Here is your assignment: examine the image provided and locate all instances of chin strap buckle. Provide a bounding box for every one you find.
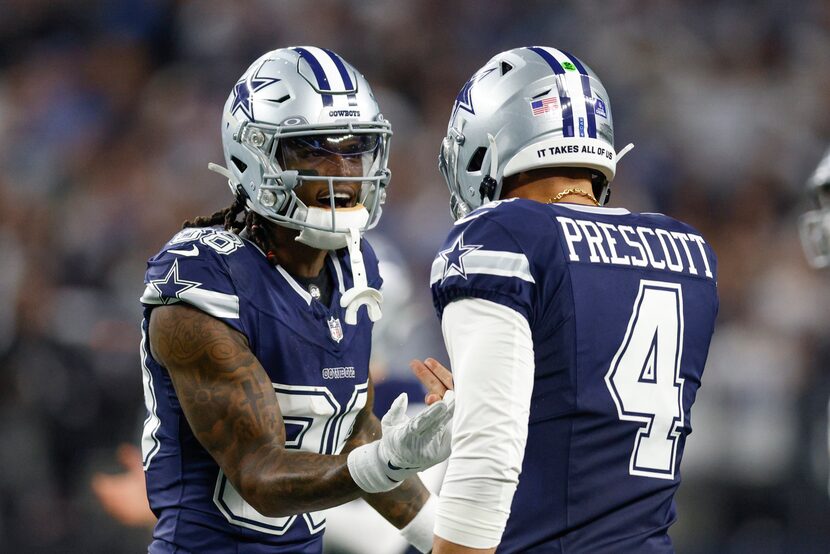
[479,133,501,202]
[340,227,383,325]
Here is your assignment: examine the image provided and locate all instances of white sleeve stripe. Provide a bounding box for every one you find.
[430,250,535,285]
[436,298,535,549]
[140,285,241,319]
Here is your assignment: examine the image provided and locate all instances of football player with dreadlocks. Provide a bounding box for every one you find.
[417,46,719,553]
[138,47,452,553]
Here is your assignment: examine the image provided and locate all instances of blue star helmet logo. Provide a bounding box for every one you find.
[440,233,482,282]
[450,67,496,124]
[230,65,281,122]
[149,259,201,304]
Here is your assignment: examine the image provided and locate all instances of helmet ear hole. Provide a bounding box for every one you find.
[466,147,488,173]
[591,171,610,205]
[500,61,513,76]
[590,171,604,193]
[231,156,248,172]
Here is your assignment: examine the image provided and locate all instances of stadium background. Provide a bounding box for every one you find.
[0,0,828,552]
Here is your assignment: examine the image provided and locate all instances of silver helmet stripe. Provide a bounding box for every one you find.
[321,47,355,90]
[542,47,595,140]
[295,46,355,93]
[293,47,335,106]
[322,47,359,106]
[559,50,598,139]
[293,46,359,108]
[527,47,574,137]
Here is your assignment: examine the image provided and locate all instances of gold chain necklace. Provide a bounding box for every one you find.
[547,188,599,206]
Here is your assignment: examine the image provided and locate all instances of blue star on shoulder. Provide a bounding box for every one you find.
[149,259,201,304]
[230,66,281,121]
[440,233,482,281]
[450,66,496,124]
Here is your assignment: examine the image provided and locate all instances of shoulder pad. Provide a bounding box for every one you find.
[157,227,246,260]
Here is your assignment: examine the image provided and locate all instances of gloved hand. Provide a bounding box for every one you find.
[348,391,455,493]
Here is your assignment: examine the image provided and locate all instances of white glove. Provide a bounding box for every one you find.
[348,391,455,493]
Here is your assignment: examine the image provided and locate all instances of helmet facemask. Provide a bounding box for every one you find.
[211,47,393,325]
[235,119,392,239]
[438,131,470,220]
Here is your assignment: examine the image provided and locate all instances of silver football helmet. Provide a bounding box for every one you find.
[438,46,633,220]
[210,46,392,246]
[799,146,830,268]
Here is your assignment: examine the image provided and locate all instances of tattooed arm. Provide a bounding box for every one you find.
[148,303,363,517]
[341,380,432,529]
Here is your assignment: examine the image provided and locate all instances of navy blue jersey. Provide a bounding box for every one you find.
[430,199,718,554]
[139,226,381,553]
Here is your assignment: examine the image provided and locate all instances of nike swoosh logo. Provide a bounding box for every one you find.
[387,460,418,472]
[168,245,199,257]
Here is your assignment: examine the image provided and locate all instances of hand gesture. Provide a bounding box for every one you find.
[348,391,454,493]
[410,358,454,405]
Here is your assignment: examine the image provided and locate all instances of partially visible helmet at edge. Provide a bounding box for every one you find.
[439,46,631,220]
[800,146,830,269]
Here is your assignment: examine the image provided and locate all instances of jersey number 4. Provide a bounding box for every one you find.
[605,280,685,480]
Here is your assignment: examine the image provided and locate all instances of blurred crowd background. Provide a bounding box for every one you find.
[1,0,829,552]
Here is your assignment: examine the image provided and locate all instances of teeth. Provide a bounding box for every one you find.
[319,192,352,202]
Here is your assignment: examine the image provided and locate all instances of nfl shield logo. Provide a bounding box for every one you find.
[327,316,344,343]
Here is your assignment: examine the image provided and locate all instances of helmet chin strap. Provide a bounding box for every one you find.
[478,133,501,202]
[205,166,383,324]
[340,227,383,325]
[295,206,383,325]
[597,143,635,206]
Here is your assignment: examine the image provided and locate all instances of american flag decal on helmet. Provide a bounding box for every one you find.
[527,46,598,139]
[530,97,559,116]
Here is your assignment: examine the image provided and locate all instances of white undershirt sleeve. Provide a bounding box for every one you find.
[434,298,535,549]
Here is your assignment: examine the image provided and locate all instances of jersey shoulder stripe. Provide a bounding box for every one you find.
[141,227,243,320]
[431,199,552,322]
[430,247,534,285]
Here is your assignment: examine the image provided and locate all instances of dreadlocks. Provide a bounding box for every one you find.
[182,194,271,255]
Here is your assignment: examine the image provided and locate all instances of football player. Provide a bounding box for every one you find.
[139,47,452,553]
[420,46,719,553]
